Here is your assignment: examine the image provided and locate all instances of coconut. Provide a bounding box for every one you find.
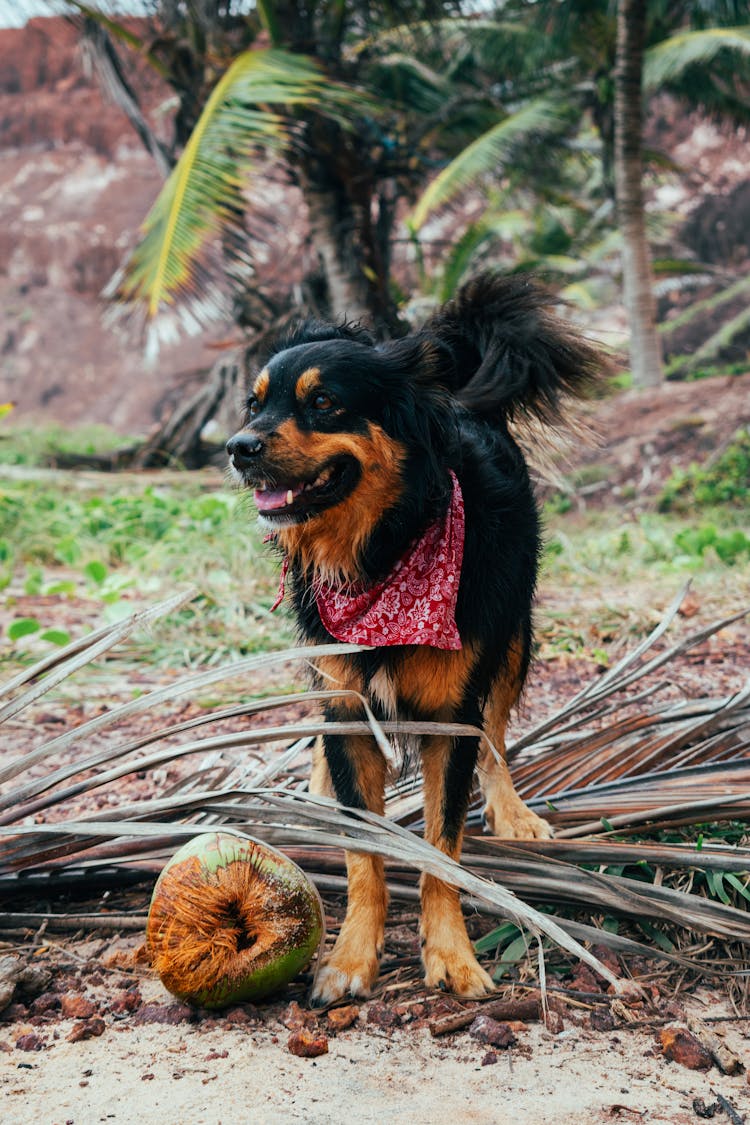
[147,831,324,1008]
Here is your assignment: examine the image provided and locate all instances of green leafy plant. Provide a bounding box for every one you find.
[659,429,750,511]
[7,617,71,648]
[672,524,750,565]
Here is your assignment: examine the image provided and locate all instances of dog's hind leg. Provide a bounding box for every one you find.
[478,672,552,839]
[310,726,389,1005]
[419,731,496,998]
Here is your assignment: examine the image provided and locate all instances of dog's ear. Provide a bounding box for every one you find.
[376,335,461,394]
[375,336,460,473]
[268,318,376,357]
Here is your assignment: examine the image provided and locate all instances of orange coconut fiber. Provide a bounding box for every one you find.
[147,833,324,1008]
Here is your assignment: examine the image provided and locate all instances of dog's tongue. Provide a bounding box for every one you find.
[254,484,303,512]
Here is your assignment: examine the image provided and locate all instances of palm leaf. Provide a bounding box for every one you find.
[364,52,452,113]
[106,48,367,337]
[429,209,531,301]
[644,26,750,89]
[410,99,572,229]
[1,591,749,989]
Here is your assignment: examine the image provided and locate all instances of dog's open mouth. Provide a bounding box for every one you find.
[253,456,360,522]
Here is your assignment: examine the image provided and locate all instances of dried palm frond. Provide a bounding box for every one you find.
[1,589,749,989]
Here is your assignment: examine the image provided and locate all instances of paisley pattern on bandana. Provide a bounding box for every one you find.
[314,472,464,650]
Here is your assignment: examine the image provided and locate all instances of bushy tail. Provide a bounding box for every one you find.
[419,272,604,422]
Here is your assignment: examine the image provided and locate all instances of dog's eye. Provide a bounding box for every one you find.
[311,392,335,411]
[247,397,260,419]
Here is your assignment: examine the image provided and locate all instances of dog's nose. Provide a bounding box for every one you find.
[227,431,264,468]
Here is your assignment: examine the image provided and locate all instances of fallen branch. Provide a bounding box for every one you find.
[430,995,543,1036]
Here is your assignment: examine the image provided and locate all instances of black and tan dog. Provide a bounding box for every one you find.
[227,273,601,1002]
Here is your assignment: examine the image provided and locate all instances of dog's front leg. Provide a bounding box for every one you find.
[420,734,495,998]
[310,730,388,1005]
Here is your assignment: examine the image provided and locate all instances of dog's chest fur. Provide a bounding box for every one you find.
[368,666,399,720]
[366,665,421,777]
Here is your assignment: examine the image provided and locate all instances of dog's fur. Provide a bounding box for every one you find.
[227,273,602,1001]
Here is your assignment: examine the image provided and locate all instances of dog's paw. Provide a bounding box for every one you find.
[422,944,495,998]
[311,948,380,1006]
[483,793,553,840]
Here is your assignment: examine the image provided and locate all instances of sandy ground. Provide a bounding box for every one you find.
[3,971,749,1125]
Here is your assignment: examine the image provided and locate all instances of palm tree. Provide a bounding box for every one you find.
[73,1,594,343]
[614,0,663,388]
[409,1,750,385]
[74,1,750,378]
[614,3,750,387]
[71,1,480,336]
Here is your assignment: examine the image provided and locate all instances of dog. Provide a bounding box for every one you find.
[227,272,601,1002]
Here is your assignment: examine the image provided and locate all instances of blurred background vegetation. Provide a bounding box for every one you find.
[0,0,748,670]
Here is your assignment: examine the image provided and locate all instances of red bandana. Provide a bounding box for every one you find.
[270,472,465,650]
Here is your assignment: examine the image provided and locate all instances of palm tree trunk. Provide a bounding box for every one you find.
[303,183,373,327]
[614,0,663,389]
[297,112,406,337]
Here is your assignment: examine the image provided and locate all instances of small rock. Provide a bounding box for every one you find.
[1,1003,28,1022]
[543,1010,565,1035]
[223,1006,254,1026]
[15,1033,45,1052]
[327,1005,359,1031]
[569,964,603,993]
[659,1026,712,1071]
[67,1017,106,1043]
[280,1000,316,1031]
[589,1008,616,1032]
[678,594,701,619]
[692,1098,719,1120]
[61,994,97,1020]
[366,1002,399,1029]
[109,988,142,1016]
[0,957,52,1007]
[481,1051,498,1066]
[469,1015,516,1049]
[590,944,622,978]
[287,1028,329,1058]
[29,992,61,1017]
[130,1003,193,1026]
[101,950,138,972]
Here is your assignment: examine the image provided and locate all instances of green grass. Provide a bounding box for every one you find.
[1,428,748,674]
[539,503,750,658]
[0,469,295,671]
[0,423,141,466]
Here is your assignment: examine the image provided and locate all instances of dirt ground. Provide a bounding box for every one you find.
[2,933,749,1125]
[569,371,750,507]
[2,373,750,1123]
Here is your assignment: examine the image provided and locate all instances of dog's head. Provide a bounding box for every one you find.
[227,322,452,580]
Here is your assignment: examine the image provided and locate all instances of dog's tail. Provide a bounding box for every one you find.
[419,272,604,422]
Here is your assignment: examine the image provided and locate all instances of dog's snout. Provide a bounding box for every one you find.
[227,431,264,467]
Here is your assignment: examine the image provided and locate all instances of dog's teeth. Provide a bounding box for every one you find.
[286,489,294,505]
